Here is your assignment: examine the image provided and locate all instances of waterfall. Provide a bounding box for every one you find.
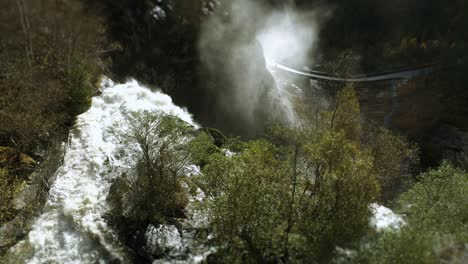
[11,78,197,263]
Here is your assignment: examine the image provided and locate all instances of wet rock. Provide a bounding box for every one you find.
[106,176,130,218]
[145,224,186,259]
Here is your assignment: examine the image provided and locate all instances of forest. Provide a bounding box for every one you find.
[0,0,467,263]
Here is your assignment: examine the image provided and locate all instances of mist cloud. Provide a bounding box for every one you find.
[257,7,321,68]
[198,0,329,136]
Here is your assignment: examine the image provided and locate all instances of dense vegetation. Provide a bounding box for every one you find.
[194,130,379,262]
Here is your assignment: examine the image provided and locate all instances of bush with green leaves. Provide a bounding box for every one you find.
[353,162,468,264]
[188,131,220,167]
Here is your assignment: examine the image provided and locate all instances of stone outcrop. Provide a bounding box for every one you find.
[0,143,65,255]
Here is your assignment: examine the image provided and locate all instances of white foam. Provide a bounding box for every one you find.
[23,78,197,263]
[370,203,405,231]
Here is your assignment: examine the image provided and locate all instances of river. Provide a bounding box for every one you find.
[9,78,196,263]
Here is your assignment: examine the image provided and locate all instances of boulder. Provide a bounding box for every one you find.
[145,224,186,259]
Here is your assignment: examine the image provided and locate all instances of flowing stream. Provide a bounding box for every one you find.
[11,78,196,263]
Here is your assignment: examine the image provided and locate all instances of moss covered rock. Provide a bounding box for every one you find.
[0,147,36,176]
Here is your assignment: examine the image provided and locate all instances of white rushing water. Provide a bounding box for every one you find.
[370,204,404,231]
[14,78,197,263]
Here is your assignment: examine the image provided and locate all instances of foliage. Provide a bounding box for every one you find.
[298,130,379,260]
[353,163,468,264]
[198,124,379,262]
[193,82,384,262]
[188,131,220,167]
[203,140,289,262]
[108,111,194,227]
[332,83,361,141]
[318,83,362,142]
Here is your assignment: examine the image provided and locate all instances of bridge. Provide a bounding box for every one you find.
[270,62,434,82]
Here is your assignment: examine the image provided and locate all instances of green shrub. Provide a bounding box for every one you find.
[65,62,94,117]
[188,131,220,167]
[354,163,468,264]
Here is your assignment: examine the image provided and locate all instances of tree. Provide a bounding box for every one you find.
[200,140,289,262]
[1,0,108,152]
[16,0,33,71]
[298,130,379,260]
[65,62,94,116]
[319,83,362,142]
[107,111,193,228]
[192,77,381,262]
